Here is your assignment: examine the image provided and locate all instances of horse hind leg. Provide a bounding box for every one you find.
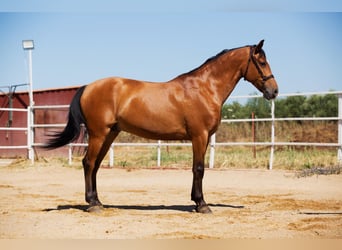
[83,128,119,213]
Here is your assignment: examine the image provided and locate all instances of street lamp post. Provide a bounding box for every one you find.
[22,40,35,163]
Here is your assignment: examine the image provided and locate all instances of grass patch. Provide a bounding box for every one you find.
[5,145,339,172]
[111,146,193,168]
[98,146,340,171]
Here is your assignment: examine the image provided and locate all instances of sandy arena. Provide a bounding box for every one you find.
[0,164,342,239]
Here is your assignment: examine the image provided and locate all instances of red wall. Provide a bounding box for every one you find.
[0,86,83,158]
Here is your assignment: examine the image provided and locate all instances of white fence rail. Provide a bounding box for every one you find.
[0,107,28,150]
[1,91,342,168]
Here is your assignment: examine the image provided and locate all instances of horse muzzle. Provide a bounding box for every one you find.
[263,80,278,100]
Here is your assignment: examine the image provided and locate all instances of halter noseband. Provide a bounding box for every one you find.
[243,46,274,83]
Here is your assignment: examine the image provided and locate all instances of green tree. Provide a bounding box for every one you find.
[245,97,271,118]
[222,101,245,119]
[223,93,338,119]
[304,94,337,117]
[275,95,306,118]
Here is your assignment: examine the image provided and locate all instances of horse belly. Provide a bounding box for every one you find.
[118,113,188,140]
[117,100,188,140]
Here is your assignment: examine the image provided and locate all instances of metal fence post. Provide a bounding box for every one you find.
[157,140,161,167]
[338,94,342,161]
[209,133,216,168]
[109,144,114,167]
[269,100,275,170]
[27,106,34,164]
[68,144,72,165]
[23,41,35,164]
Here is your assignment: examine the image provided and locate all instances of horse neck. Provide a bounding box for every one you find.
[204,47,249,104]
[178,47,249,105]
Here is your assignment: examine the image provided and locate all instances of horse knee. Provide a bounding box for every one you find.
[193,163,205,177]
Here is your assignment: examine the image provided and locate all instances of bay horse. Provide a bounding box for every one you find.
[45,40,278,214]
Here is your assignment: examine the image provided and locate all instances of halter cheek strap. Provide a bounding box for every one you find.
[243,46,274,83]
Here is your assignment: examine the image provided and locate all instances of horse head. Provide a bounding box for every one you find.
[243,40,278,100]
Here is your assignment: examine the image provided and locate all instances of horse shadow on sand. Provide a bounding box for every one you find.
[43,203,244,213]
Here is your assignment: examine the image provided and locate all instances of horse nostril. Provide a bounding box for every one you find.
[265,88,278,100]
[274,88,278,96]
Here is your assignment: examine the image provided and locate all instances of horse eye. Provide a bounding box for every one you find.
[260,62,267,67]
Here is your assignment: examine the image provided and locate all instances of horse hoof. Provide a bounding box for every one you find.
[87,205,103,213]
[196,205,212,214]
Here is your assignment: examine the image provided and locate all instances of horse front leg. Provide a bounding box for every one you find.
[191,134,212,214]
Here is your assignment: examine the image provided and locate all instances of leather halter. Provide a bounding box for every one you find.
[243,46,274,83]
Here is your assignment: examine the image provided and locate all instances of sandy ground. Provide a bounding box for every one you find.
[0,164,342,239]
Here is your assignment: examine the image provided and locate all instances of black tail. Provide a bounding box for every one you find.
[44,85,87,149]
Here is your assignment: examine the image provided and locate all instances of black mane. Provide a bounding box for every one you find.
[177,46,248,78]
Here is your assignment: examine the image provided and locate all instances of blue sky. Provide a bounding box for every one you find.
[0,1,342,99]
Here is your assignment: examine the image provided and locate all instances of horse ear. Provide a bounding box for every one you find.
[255,39,265,54]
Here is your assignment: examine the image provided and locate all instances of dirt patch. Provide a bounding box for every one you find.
[289,217,329,230]
[0,166,341,239]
